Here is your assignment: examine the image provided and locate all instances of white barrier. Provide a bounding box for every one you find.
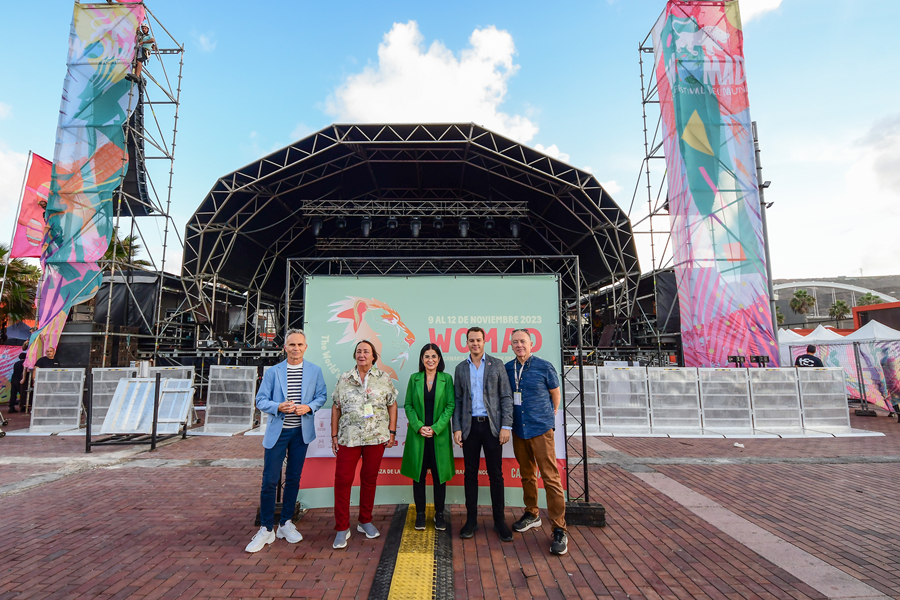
[59,367,138,435]
[648,367,704,436]
[101,378,193,435]
[8,368,86,436]
[189,365,256,436]
[797,368,853,434]
[590,366,880,438]
[564,365,600,436]
[697,369,760,436]
[244,365,269,436]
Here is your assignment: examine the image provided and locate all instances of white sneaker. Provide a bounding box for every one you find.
[276,521,303,543]
[357,522,380,539]
[245,526,275,553]
[333,529,351,549]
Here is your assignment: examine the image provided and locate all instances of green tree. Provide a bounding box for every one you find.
[829,300,850,325]
[776,306,785,325]
[102,228,152,269]
[789,289,816,315]
[857,292,884,306]
[0,244,41,344]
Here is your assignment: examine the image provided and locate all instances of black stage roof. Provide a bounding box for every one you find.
[183,123,640,310]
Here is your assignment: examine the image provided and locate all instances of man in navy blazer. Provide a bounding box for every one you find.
[245,328,327,553]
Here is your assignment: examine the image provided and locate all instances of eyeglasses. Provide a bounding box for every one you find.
[511,328,530,334]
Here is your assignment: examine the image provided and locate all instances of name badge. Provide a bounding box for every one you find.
[363,403,375,418]
[513,392,522,406]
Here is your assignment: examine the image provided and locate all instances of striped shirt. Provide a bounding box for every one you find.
[282,362,304,429]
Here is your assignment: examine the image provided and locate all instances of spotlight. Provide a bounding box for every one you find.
[311,218,323,236]
[361,216,372,237]
[387,217,398,229]
[459,218,469,238]
[510,219,521,238]
[433,218,444,230]
[484,218,495,230]
[410,217,422,238]
[336,218,347,229]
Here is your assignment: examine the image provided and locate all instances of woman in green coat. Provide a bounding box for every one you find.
[401,343,455,531]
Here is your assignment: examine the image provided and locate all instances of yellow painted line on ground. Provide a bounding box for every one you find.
[387,504,435,600]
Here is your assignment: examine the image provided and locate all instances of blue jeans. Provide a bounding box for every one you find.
[260,426,309,530]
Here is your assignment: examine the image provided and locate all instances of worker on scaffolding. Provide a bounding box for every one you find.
[126,23,156,84]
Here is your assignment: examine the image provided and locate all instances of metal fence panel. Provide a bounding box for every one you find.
[192,365,256,435]
[698,369,753,433]
[29,368,85,433]
[90,368,138,429]
[648,368,701,433]
[101,378,193,435]
[798,367,851,432]
[749,368,803,431]
[564,365,599,436]
[598,367,651,433]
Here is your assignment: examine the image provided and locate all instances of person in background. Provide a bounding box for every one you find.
[505,328,567,556]
[245,329,327,553]
[452,326,514,542]
[8,352,26,414]
[794,345,824,368]
[401,344,455,531]
[331,340,398,549]
[126,23,156,84]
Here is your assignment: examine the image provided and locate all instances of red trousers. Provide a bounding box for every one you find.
[334,443,385,531]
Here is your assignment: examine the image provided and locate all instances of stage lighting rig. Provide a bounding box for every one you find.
[433,218,444,230]
[361,216,372,237]
[410,217,422,238]
[311,218,323,236]
[336,218,347,229]
[510,219,521,238]
[459,218,469,238]
[484,218,495,230]
[387,217,398,229]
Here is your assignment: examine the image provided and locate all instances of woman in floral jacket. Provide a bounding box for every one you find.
[330,340,398,549]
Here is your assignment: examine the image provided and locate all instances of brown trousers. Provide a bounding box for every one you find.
[512,429,566,531]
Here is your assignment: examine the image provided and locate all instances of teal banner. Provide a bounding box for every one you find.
[295,275,566,509]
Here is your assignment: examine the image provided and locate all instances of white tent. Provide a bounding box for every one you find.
[777,329,806,366]
[844,321,900,342]
[799,324,846,343]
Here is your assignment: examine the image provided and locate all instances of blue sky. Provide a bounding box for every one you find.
[1,0,898,279]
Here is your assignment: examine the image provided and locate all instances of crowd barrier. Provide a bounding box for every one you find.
[59,367,138,435]
[101,377,193,435]
[8,368,86,436]
[565,366,880,438]
[189,365,256,436]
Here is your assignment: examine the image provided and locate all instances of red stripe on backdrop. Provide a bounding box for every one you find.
[11,153,52,259]
[298,457,567,491]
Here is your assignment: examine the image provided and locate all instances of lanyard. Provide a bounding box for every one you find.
[514,358,529,392]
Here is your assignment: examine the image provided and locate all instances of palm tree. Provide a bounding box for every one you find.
[829,300,850,326]
[776,306,785,326]
[789,289,816,315]
[0,244,41,344]
[102,228,152,269]
[857,292,884,306]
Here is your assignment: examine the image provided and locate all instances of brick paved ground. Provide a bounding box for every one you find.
[655,462,900,598]
[1,407,899,599]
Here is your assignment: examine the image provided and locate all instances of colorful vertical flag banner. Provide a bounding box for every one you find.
[11,153,52,259]
[652,0,778,367]
[26,3,144,368]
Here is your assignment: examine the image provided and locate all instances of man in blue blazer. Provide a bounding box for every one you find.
[245,329,328,553]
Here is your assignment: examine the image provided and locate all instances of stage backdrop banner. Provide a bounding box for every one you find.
[11,153,52,259]
[25,3,144,368]
[297,274,565,510]
[652,0,778,367]
[0,346,22,405]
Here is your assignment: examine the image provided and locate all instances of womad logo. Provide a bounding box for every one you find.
[327,296,415,381]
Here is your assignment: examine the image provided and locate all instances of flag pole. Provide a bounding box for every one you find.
[0,151,32,302]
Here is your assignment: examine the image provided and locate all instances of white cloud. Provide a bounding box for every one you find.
[0,146,27,232]
[290,122,312,141]
[600,180,623,195]
[739,0,783,23]
[534,143,570,163]
[192,31,217,52]
[326,21,538,143]
[0,102,10,119]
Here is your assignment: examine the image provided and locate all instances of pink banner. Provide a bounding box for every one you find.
[11,153,52,259]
